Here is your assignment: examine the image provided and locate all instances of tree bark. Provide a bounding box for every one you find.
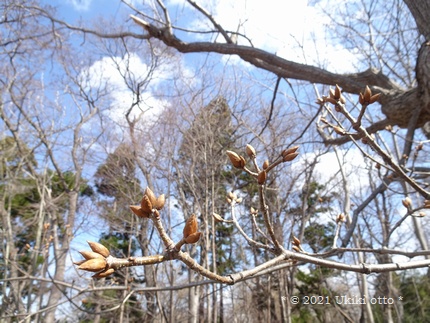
[131,12,430,132]
[44,191,78,323]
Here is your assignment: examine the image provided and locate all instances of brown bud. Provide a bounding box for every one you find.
[141,195,153,213]
[339,95,346,104]
[283,152,299,162]
[424,200,430,208]
[236,197,243,204]
[359,92,365,105]
[329,88,336,99]
[183,214,198,238]
[336,213,346,223]
[257,170,267,185]
[281,146,299,158]
[333,126,346,135]
[239,156,246,168]
[87,241,110,257]
[292,245,301,252]
[246,144,256,159]
[325,97,338,105]
[262,159,269,169]
[417,142,424,151]
[402,197,412,208]
[130,205,149,218]
[79,250,105,260]
[78,258,107,272]
[292,236,301,246]
[369,93,380,104]
[226,150,245,168]
[213,212,224,222]
[185,232,202,244]
[228,191,237,200]
[92,268,115,279]
[144,187,157,206]
[334,84,341,100]
[364,85,372,103]
[154,194,165,210]
[250,207,258,215]
[73,259,87,266]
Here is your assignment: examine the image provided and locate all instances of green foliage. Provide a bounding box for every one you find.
[292,307,316,323]
[0,136,37,179]
[94,143,139,199]
[304,222,335,253]
[398,272,430,322]
[300,181,330,212]
[178,96,239,275]
[293,267,337,322]
[214,220,238,275]
[100,233,138,258]
[296,267,335,295]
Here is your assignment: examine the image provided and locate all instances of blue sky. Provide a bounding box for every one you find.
[45,0,360,73]
[52,0,123,20]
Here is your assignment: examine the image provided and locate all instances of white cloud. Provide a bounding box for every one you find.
[83,53,176,126]
[66,0,92,11]
[172,0,359,72]
[294,147,371,194]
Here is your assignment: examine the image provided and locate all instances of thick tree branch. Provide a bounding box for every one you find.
[130,15,398,94]
[403,0,430,38]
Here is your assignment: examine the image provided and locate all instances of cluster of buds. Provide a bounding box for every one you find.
[316,84,380,108]
[226,150,246,169]
[359,85,380,105]
[226,191,242,205]
[316,84,346,106]
[130,187,165,219]
[182,214,201,244]
[226,144,299,186]
[75,241,114,278]
[414,142,424,158]
[291,236,303,252]
[423,200,430,209]
[336,213,346,223]
[281,146,299,163]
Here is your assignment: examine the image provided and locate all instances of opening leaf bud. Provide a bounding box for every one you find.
[87,241,110,257]
[183,214,198,238]
[246,144,256,159]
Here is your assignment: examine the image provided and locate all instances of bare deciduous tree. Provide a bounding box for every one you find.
[3,0,430,322]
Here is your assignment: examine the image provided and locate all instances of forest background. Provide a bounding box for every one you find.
[1,0,430,322]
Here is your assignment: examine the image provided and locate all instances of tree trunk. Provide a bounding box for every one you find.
[44,191,78,323]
